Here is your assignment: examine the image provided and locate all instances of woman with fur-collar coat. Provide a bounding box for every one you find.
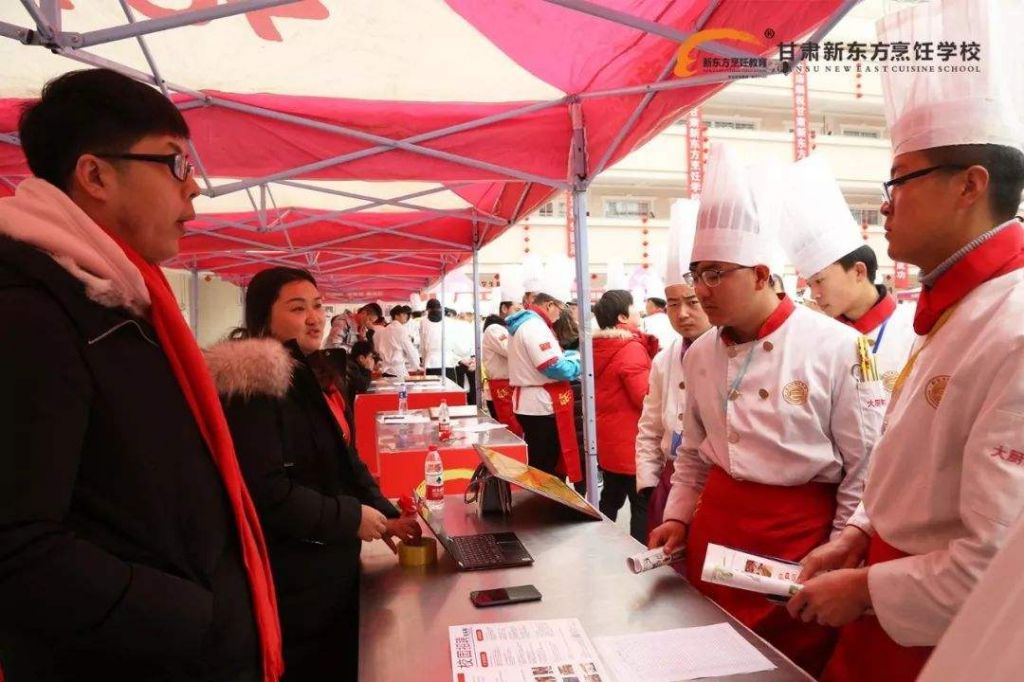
[205,267,419,682]
[592,291,659,542]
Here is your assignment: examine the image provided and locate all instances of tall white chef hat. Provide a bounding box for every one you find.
[498,264,525,303]
[540,255,574,302]
[521,254,545,294]
[878,0,1024,156]
[665,198,700,287]
[780,154,864,278]
[692,143,784,267]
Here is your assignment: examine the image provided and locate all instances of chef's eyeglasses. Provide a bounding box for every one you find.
[881,165,967,204]
[95,152,195,182]
[683,266,754,288]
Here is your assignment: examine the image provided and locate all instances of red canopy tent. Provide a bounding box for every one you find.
[0,0,857,499]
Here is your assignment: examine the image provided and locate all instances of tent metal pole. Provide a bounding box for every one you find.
[116,0,214,192]
[471,222,483,408]
[440,262,447,384]
[539,0,760,59]
[274,180,507,225]
[0,21,32,43]
[74,0,303,48]
[189,267,200,339]
[18,0,52,41]
[205,97,571,196]
[568,103,599,507]
[39,0,60,34]
[579,68,777,100]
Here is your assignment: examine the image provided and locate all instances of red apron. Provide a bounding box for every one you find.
[821,536,934,682]
[686,467,839,677]
[540,382,582,483]
[488,378,523,437]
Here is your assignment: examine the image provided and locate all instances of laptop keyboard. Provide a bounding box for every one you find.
[452,532,530,568]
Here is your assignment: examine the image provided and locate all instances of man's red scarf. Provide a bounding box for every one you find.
[112,235,283,681]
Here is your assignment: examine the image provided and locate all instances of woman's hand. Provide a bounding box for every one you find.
[358,505,388,542]
[381,518,423,554]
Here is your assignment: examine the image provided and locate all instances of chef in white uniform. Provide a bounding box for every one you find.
[507,278,582,481]
[482,285,522,435]
[648,143,884,676]
[376,305,421,379]
[781,154,918,399]
[789,2,1024,680]
[635,199,711,539]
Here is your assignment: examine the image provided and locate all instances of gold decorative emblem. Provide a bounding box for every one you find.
[495,386,512,400]
[882,370,899,394]
[558,390,573,406]
[925,375,950,409]
[783,380,809,406]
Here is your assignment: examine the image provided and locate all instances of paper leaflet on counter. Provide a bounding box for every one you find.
[448,618,612,682]
[627,547,684,574]
[701,543,803,599]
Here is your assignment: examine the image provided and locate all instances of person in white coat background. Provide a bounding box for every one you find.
[375,305,421,379]
[647,143,884,676]
[640,296,679,350]
[789,2,1024,680]
[781,153,917,400]
[635,199,711,542]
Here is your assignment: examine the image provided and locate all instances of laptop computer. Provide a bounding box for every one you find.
[417,503,533,571]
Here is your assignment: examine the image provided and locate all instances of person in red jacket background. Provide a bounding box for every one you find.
[592,289,659,542]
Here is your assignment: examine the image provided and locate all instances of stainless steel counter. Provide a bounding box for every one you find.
[359,494,811,681]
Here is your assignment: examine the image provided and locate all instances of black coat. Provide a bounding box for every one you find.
[0,236,258,681]
[206,338,398,663]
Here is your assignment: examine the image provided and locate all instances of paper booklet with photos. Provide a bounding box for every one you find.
[701,543,803,599]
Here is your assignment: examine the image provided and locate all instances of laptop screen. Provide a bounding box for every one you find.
[417,503,457,556]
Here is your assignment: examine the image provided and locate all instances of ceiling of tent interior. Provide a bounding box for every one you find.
[0,0,854,301]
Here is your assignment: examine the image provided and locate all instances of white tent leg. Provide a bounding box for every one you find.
[471,226,483,408]
[189,267,200,339]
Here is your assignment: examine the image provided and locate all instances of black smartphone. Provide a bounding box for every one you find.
[470,584,542,608]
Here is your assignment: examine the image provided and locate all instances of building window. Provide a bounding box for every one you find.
[536,200,566,217]
[604,199,653,218]
[706,117,759,131]
[851,207,881,225]
[840,126,882,139]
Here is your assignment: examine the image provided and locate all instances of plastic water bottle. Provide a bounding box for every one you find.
[397,381,408,414]
[424,445,444,511]
[437,399,452,441]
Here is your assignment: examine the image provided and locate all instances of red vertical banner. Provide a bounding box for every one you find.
[685,107,704,197]
[792,69,810,160]
[565,190,575,258]
[893,262,910,289]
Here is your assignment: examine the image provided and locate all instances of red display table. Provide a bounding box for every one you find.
[373,409,527,498]
[353,376,466,475]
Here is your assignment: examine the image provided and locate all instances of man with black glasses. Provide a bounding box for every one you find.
[0,69,279,681]
[648,144,882,676]
[790,1,1024,679]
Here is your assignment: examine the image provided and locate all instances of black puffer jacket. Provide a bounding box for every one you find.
[0,235,259,681]
[205,338,398,667]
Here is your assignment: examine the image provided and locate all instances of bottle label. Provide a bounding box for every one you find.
[426,477,444,501]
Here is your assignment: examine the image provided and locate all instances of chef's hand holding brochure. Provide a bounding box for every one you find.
[701,543,803,599]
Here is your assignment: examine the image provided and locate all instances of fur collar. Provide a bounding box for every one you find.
[592,327,634,340]
[204,337,296,399]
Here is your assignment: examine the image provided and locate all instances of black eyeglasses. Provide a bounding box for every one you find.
[683,266,754,288]
[881,165,966,203]
[95,152,194,182]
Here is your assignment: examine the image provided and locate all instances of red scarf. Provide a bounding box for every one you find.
[915,221,1024,334]
[111,236,283,681]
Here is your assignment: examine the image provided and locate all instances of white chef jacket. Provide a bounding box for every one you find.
[482,323,511,380]
[508,314,565,416]
[450,318,476,364]
[846,267,1024,647]
[405,318,421,351]
[641,311,679,352]
[375,321,420,379]
[917,509,1024,682]
[419,317,457,370]
[635,336,688,491]
[665,301,884,535]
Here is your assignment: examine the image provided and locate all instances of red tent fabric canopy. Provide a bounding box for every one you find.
[0,0,848,301]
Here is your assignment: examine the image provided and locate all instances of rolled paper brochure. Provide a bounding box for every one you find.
[627,547,685,574]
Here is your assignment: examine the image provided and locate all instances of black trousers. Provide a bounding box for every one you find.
[486,400,497,420]
[599,470,648,543]
[515,413,562,476]
[456,363,477,405]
